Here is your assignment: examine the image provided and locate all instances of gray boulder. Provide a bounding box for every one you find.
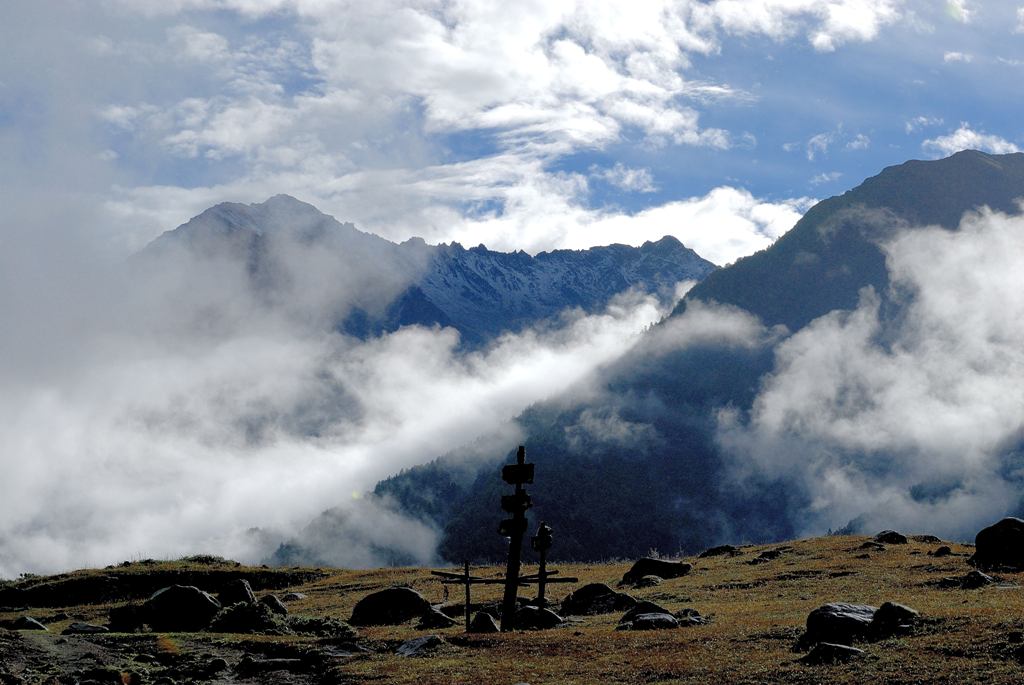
[699,544,741,558]
[674,608,709,626]
[635,575,662,588]
[512,606,563,630]
[874,530,908,545]
[217,579,256,607]
[620,558,692,585]
[349,587,431,626]
[799,603,877,648]
[800,642,865,665]
[468,611,499,633]
[970,517,1024,570]
[619,601,671,624]
[930,546,953,557]
[143,585,222,632]
[282,592,307,601]
[562,583,636,616]
[617,613,679,630]
[12,616,47,631]
[417,607,458,629]
[870,602,919,638]
[396,635,444,657]
[62,622,109,635]
[260,594,288,616]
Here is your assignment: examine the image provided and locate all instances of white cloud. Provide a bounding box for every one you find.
[905,115,943,133]
[1017,7,1024,33]
[593,162,658,193]
[943,50,972,63]
[810,171,843,185]
[720,208,1024,539]
[846,133,870,150]
[807,131,834,160]
[947,0,973,23]
[922,122,1020,157]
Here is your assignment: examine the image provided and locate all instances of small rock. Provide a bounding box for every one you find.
[217,579,257,607]
[799,603,877,648]
[800,642,865,665]
[870,602,919,638]
[874,530,908,545]
[417,608,458,629]
[699,544,741,558]
[561,583,636,616]
[350,587,431,626]
[396,635,444,657]
[209,600,290,634]
[282,592,307,601]
[619,601,671,624]
[468,612,499,633]
[205,658,229,675]
[859,541,886,551]
[512,606,563,630]
[260,594,288,616]
[237,655,309,675]
[961,570,996,589]
[635,575,663,588]
[747,548,786,565]
[620,558,692,585]
[930,546,953,557]
[12,616,47,631]
[61,622,109,635]
[617,613,679,630]
[674,608,708,626]
[912,534,942,544]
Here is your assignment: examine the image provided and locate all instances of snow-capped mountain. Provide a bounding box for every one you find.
[138,195,717,345]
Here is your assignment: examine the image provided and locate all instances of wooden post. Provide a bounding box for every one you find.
[531,521,553,608]
[537,545,548,606]
[499,446,529,631]
[464,560,471,632]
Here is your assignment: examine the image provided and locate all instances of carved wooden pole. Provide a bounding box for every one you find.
[498,445,532,631]
[531,522,553,607]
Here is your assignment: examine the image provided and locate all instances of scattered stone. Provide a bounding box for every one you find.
[561,583,637,615]
[748,548,786,565]
[619,601,672,624]
[699,544,741,558]
[468,612,499,633]
[617,613,679,630]
[349,587,431,626]
[874,531,908,545]
[620,559,692,585]
[870,602,919,638]
[396,635,445,657]
[930,546,953,557]
[859,541,886,551]
[800,642,866,665]
[512,606,563,630]
[11,617,47,631]
[798,603,877,648]
[417,607,458,629]
[282,592,307,602]
[635,575,663,588]
[61,622,109,635]
[209,600,290,634]
[204,658,229,675]
[217,579,256,607]
[237,655,310,676]
[143,585,222,632]
[970,517,1024,570]
[260,594,288,616]
[937,570,996,589]
[674,608,709,626]
[912,535,942,544]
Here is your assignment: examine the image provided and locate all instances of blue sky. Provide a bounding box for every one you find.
[2,0,1023,265]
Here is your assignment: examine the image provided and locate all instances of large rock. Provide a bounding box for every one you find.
[799,603,877,648]
[349,587,431,626]
[869,601,918,638]
[417,607,458,629]
[217,579,257,607]
[396,635,444,657]
[699,545,741,558]
[61,622,109,635]
[208,601,290,634]
[468,612,499,633]
[561,583,636,616]
[12,616,47,631]
[970,517,1024,570]
[620,558,692,585]
[619,601,671,624]
[617,613,679,630]
[143,585,222,632]
[874,530,908,545]
[512,606,563,630]
[260,594,288,616]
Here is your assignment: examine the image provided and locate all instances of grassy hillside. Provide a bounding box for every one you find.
[3,534,1024,684]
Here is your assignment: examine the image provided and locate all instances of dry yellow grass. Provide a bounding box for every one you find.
[3,535,1024,684]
